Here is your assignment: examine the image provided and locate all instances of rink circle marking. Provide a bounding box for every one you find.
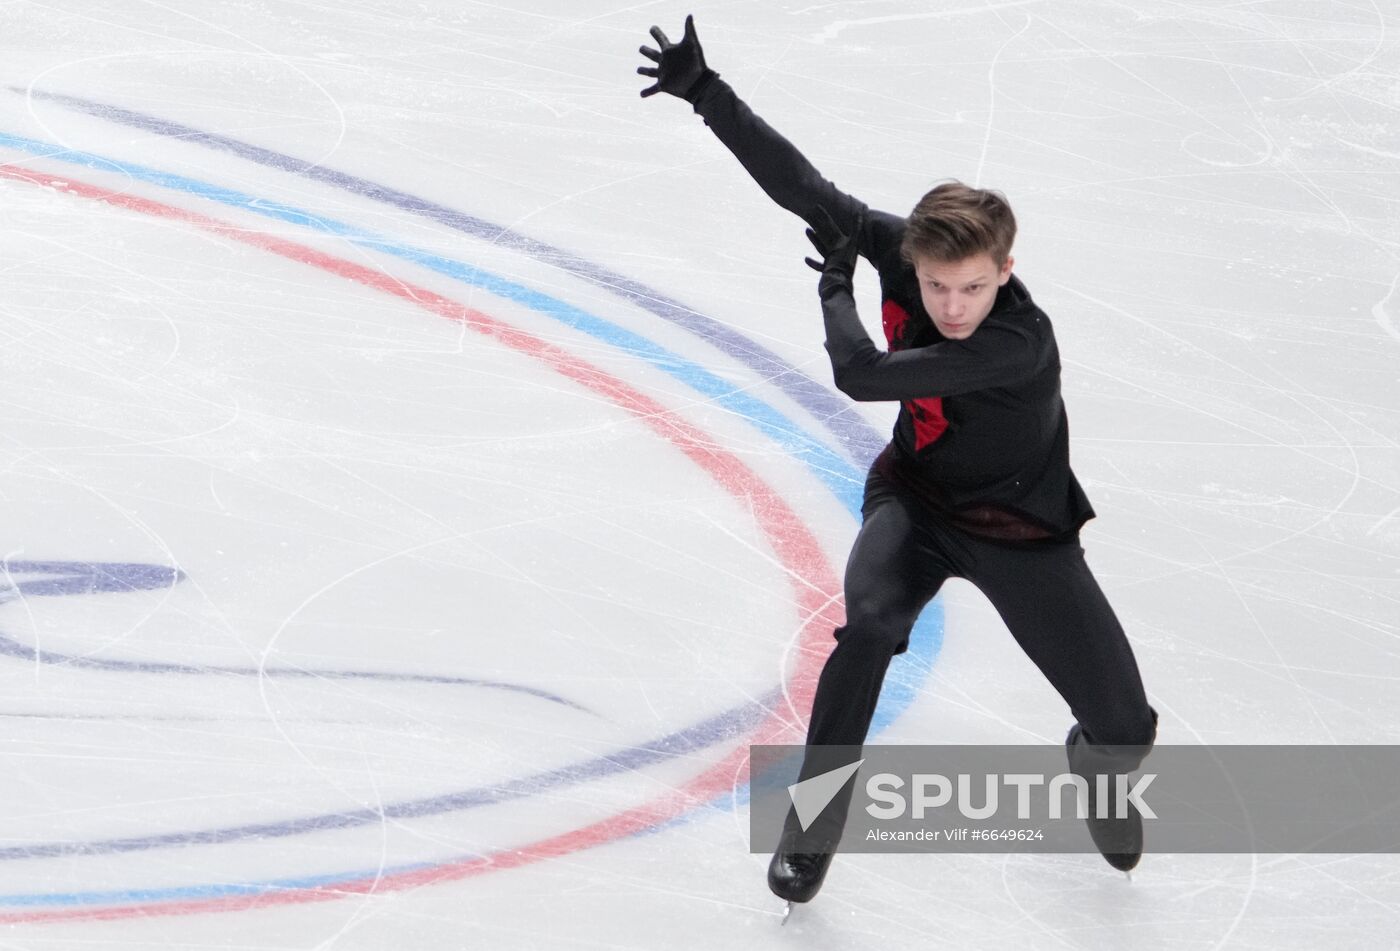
[0,123,940,742]
[18,87,890,464]
[0,160,842,921]
[0,140,942,920]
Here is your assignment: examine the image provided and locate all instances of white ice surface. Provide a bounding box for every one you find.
[1,1,1398,948]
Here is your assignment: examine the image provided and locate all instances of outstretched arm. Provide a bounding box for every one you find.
[639,16,902,263]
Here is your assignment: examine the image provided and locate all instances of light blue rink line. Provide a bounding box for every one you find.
[0,131,943,907]
[0,863,438,908]
[1,131,865,501]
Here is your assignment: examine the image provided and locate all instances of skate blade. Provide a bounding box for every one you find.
[781,900,793,925]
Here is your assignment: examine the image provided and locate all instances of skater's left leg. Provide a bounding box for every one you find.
[967,536,1156,754]
[967,536,1157,869]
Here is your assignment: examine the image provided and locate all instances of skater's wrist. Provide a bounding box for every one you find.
[686,69,723,108]
[817,270,853,302]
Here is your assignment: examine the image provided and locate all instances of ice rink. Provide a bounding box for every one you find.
[1,1,1398,947]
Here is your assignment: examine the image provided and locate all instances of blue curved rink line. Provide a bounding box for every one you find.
[18,88,888,466]
[0,124,943,906]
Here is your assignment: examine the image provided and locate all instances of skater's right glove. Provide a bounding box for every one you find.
[637,15,717,102]
[805,205,864,301]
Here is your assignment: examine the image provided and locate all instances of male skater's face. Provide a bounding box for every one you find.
[913,252,1015,340]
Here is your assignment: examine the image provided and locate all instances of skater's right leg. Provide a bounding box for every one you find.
[770,474,949,903]
[804,481,952,753]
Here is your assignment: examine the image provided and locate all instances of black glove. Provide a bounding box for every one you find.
[805,206,863,301]
[638,15,717,102]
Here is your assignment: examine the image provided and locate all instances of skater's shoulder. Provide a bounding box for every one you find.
[989,275,1049,328]
[1001,273,1034,309]
[867,207,907,235]
[865,209,911,269]
[968,277,1059,370]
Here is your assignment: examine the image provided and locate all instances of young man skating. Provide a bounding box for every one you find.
[639,17,1157,905]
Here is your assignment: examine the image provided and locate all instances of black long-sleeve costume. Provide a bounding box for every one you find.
[683,76,1156,833]
[691,75,1093,540]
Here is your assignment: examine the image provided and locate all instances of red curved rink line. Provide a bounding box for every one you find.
[0,164,842,924]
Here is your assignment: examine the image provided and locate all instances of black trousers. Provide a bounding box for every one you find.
[791,464,1156,841]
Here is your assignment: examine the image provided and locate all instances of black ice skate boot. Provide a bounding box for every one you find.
[1066,724,1143,873]
[767,829,836,904]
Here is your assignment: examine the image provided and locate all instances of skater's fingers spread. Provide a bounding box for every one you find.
[683,14,700,43]
[640,84,661,98]
[639,45,661,62]
[637,66,658,78]
[649,26,672,49]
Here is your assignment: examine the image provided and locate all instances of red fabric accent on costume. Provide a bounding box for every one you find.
[907,397,948,448]
[881,299,910,347]
[881,300,949,449]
